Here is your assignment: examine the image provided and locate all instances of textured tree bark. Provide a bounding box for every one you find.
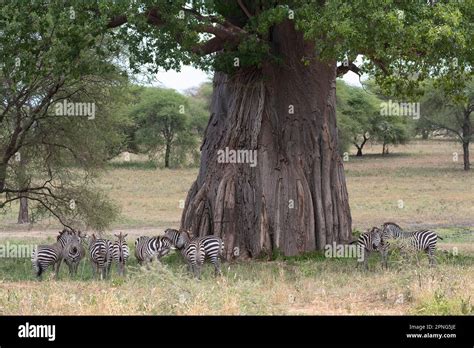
[181,20,352,258]
[17,196,29,224]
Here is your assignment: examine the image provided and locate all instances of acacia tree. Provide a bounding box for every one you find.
[0,2,124,229]
[132,88,193,168]
[98,0,473,257]
[420,80,473,170]
[339,84,380,157]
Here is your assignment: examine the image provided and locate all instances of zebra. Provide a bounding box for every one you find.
[134,235,173,267]
[63,229,86,276]
[89,234,113,280]
[350,227,385,270]
[164,228,188,250]
[183,239,206,278]
[381,222,443,266]
[31,228,79,279]
[112,232,129,276]
[165,229,224,278]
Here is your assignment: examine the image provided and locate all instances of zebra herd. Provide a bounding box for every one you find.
[31,228,224,280]
[31,222,441,279]
[354,222,444,269]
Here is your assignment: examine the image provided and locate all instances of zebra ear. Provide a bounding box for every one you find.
[124,234,128,238]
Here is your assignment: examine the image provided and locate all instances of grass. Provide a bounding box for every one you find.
[0,139,473,315]
[0,234,472,315]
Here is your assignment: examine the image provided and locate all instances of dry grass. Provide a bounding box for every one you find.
[1,139,471,232]
[0,252,472,315]
[346,140,473,230]
[0,139,473,315]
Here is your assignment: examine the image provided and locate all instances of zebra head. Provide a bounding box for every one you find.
[381,222,403,239]
[369,227,382,250]
[164,228,190,250]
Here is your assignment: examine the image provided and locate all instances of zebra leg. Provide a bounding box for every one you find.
[381,248,388,269]
[92,262,97,279]
[55,258,63,279]
[213,257,222,277]
[195,264,202,280]
[364,250,370,271]
[427,247,436,267]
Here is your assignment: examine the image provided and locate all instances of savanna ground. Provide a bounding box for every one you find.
[0,140,473,315]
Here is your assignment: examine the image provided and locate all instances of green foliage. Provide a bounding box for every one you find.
[128,87,197,168]
[420,79,474,141]
[81,0,473,98]
[338,81,380,155]
[337,80,411,155]
[0,0,126,229]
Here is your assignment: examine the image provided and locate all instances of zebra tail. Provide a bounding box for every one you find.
[36,263,43,277]
[31,249,42,277]
[196,242,203,266]
[220,239,225,259]
[437,235,444,240]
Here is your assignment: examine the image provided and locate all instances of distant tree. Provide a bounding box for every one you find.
[339,84,380,156]
[372,114,411,155]
[0,3,124,229]
[414,116,437,140]
[132,88,195,168]
[363,80,412,155]
[420,80,474,170]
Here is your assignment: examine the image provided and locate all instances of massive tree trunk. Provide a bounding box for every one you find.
[181,21,352,258]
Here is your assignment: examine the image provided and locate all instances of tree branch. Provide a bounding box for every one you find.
[237,0,253,19]
[106,6,244,56]
[337,62,361,77]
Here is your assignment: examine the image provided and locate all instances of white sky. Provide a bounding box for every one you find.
[155,65,364,93]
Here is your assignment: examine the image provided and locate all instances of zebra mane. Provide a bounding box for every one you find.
[383,222,402,229]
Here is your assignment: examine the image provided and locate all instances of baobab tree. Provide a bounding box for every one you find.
[103,0,473,258]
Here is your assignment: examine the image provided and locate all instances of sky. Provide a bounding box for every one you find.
[154,64,365,93]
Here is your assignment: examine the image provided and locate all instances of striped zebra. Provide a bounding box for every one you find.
[134,235,172,267]
[63,229,86,276]
[89,234,113,280]
[351,227,385,270]
[112,232,129,276]
[183,239,206,278]
[381,222,443,266]
[31,229,79,279]
[165,229,224,278]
